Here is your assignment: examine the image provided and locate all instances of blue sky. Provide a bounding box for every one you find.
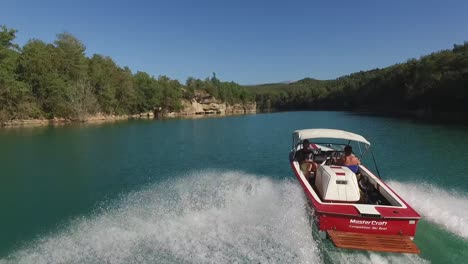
[1,0,467,84]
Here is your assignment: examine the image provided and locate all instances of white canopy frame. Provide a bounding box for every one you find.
[291,128,381,177]
[293,128,371,147]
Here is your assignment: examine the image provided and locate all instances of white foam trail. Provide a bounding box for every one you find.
[388,181,468,240]
[1,171,321,264]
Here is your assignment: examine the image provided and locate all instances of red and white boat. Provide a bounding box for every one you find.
[290,129,421,254]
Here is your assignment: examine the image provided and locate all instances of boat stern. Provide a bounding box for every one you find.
[317,213,419,238]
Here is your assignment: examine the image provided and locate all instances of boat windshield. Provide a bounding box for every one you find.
[297,139,368,159]
[293,138,381,178]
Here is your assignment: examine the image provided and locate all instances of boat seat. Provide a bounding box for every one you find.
[300,162,310,175]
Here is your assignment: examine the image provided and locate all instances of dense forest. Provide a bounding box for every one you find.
[252,43,468,117]
[2,24,467,124]
[0,26,252,124]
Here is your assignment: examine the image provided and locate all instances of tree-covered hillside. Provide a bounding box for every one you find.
[2,24,467,123]
[0,26,252,123]
[251,43,468,116]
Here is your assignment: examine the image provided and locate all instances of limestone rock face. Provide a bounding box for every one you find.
[225,103,244,114]
[225,101,257,114]
[202,102,226,114]
[243,101,257,113]
[179,97,256,116]
[85,113,129,122]
[181,99,206,115]
[2,119,49,127]
[1,92,257,128]
[135,112,154,118]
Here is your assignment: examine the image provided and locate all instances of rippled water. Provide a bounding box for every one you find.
[0,112,467,263]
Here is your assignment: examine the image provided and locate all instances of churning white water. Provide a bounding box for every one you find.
[388,181,468,240]
[1,171,320,264]
[1,171,437,264]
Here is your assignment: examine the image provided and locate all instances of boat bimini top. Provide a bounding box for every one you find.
[292,128,371,147]
[292,128,381,177]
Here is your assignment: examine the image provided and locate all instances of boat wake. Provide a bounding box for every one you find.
[1,171,320,264]
[1,171,435,264]
[387,180,468,240]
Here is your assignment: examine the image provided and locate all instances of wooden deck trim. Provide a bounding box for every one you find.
[327,230,420,254]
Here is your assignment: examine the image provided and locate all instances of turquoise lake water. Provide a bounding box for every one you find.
[0,111,467,263]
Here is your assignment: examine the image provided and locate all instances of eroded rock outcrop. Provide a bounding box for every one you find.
[178,97,256,116]
[2,90,256,127]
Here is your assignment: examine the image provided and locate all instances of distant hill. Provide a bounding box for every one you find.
[247,42,468,120]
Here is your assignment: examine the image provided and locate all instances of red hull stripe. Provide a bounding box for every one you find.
[310,144,318,149]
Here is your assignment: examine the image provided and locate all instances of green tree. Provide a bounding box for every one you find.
[158,75,182,111]
[113,67,137,114]
[184,77,196,99]
[0,26,39,122]
[18,39,71,117]
[54,32,88,81]
[134,71,162,112]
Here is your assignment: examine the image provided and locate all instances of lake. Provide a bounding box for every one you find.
[0,111,467,263]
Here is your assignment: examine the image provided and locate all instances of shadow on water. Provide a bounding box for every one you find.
[347,110,468,127]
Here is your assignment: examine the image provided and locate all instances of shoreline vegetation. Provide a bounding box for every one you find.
[250,43,468,120]
[1,110,257,128]
[1,25,467,128]
[0,25,255,128]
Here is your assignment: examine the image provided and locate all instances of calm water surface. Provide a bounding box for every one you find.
[0,111,467,263]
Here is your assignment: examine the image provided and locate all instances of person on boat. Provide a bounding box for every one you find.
[335,145,360,173]
[295,139,318,179]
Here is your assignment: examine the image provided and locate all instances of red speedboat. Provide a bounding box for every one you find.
[290,129,421,254]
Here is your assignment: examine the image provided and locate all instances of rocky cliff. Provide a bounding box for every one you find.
[1,91,256,127]
[161,89,256,117]
[178,98,256,116]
